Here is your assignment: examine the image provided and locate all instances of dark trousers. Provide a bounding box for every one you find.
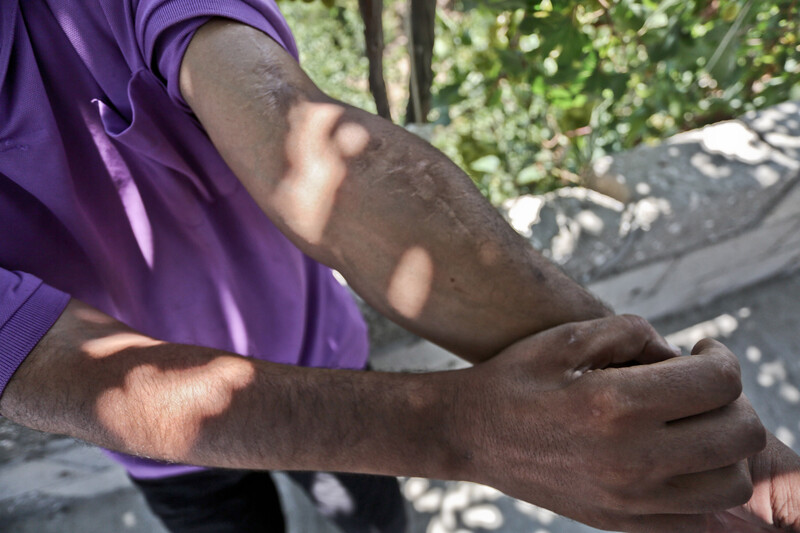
[131,468,407,533]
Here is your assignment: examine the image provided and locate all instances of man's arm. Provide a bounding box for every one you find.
[0,301,767,532]
[178,19,610,363]
[0,17,769,533]
[0,299,453,476]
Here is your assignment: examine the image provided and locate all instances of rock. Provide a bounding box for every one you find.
[501,100,800,318]
[741,100,800,160]
[503,188,625,284]
[579,117,800,277]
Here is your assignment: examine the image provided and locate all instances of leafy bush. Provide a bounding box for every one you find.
[433,0,800,203]
[280,0,800,204]
[278,0,377,112]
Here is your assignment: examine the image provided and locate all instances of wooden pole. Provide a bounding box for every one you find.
[358,0,392,120]
[405,0,436,124]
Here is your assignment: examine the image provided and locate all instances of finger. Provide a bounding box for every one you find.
[609,344,743,421]
[692,337,732,356]
[612,512,719,533]
[659,397,766,475]
[543,314,678,373]
[741,431,800,529]
[710,512,783,533]
[625,512,772,533]
[640,462,753,514]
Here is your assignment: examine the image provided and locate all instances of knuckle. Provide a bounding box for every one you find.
[617,461,652,489]
[742,415,767,453]
[701,464,753,510]
[692,337,720,355]
[556,322,589,350]
[619,314,655,340]
[716,356,743,399]
[726,475,754,507]
[562,322,584,344]
[583,386,629,429]
[590,451,644,502]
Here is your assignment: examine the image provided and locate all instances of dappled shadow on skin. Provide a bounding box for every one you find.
[266,100,438,322]
[43,20,800,531]
[257,92,563,358]
[58,303,399,475]
[178,17,609,365]
[89,345,256,461]
[276,102,370,245]
[62,307,258,462]
[273,98,446,326]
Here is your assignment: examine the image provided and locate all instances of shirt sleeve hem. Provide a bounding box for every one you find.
[138,0,300,111]
[0,283,70,399]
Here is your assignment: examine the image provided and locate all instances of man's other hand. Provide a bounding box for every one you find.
[443,316,766,533]
[687,340,800,533]
[712,401,800,531]
[737,429,800,531]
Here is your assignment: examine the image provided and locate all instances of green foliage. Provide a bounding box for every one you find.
[278,0,410,118]
[278,0,799,205]
[280,0,337,8]
[432,0,800,204]
[278,0,376,112]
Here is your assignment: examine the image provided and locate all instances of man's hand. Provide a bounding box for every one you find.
[695,341,800,533]
[711,430,800,532]
[1,302,765,533]
[445,317,766,533]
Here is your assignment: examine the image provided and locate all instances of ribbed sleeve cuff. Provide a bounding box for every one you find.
[0,282,70,399]
[140,0,299,55]
[137,0,300,109]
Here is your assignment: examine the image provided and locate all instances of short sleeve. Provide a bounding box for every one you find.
[0,269,70,399]
[134,0,300,110]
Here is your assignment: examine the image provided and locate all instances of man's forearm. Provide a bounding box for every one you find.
[0,300,456,478]
[180,20,610,363]
[1,302,766,531]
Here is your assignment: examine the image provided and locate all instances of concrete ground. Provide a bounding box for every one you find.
[1,270,799,532]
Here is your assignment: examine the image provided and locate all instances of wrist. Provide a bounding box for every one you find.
[422,367,502,485]
[370,369,472,481]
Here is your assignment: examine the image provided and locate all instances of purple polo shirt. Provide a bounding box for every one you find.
[0,0,368,479]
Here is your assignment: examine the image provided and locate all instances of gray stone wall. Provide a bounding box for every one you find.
[504,100,800,320]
